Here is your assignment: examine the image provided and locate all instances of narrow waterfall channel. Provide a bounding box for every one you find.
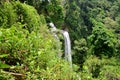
[62,31,72,68]
[48,22,72,68]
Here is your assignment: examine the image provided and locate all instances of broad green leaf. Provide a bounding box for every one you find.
[0,62,10,68]
[0,54,9,58]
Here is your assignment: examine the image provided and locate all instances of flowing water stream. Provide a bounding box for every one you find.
[62,31,72,68]
[48,22,72,68]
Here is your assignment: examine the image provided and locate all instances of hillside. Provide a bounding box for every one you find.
[0,0,120,80]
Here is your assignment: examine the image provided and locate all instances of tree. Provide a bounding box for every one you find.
[73,38,88,69]
[88,20,117,57]
[65,0,87,41]
[20,0,65,27]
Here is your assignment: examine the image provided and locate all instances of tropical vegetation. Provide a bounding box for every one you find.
[0,0,120,80]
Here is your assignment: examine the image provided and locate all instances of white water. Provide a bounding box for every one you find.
[48,22,72,68]
[49,22,59,40]
[62,31,72,68]
[49,22,57,30]
[48,22,62,57]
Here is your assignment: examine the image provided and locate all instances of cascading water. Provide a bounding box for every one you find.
[49,22,59,40]
[62,31,72,68]
[48,22,62,57]
[48,22,72,68]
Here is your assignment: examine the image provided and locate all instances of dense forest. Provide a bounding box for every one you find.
[0,0,120,80]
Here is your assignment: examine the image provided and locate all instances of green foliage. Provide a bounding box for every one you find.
[46,0,65,27]
[0,2,78,79]
[24,0,65,27]
[64,0,120,43]
[116,39,120,55]
[73,38,88,69]
[0,1,42,32]
[104,17,119,30]
[0,70,15,80]
[0,54,10,69]
[0,2,17,28]
[15,1,42,32]
[65,0,87,40]
[83,56,102,79]
[0,54,14,79]
[88,20,117,57]
[0,24,29,66]
[80,56,120,80]
[0,0,120,79]
[32,60,79,80]
[0,21,78,79]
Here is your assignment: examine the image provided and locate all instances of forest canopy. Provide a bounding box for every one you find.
[0,0,120,80]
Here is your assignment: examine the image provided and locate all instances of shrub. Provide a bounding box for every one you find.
[73,38,88,69]
[0,23,79,80]
[15,1,42,32]
[0,2,17,28]
[79,55,120,80]
[0,24,29,66]
[0,70,15,80]
[0,1,43,33]
[88,20,117,57]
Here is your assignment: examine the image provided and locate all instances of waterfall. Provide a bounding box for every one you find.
[48,22,62,57]
[48,22,59,40]
[48,22,72,67]
[62,31,72,68]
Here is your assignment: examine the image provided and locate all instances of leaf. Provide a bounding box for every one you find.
[0,54,9,58]
[0,62,10,68]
